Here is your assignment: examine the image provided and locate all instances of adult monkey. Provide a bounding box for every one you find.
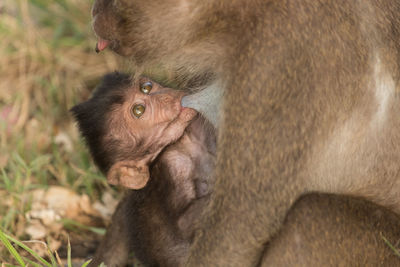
[92,1,400,266]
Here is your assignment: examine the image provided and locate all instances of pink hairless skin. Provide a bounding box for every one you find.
[95,38,110,53]
[104,77,197,189]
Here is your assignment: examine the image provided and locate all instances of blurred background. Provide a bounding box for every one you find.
[0,0,127,265]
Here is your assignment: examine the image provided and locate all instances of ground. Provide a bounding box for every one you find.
[0,1,127,265]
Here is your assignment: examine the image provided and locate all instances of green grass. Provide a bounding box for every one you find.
[0,0,123,264]
[0,227,92,266]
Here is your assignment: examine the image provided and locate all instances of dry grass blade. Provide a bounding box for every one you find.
[381,233,400,258]
[1,0,122,264]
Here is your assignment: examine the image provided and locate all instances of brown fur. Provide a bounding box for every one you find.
[79,75,400,267]
[91,1,400,265]
[262,194,400,267]
[90,191,400,267]
[87,115,216,267]
[72,74,216,266]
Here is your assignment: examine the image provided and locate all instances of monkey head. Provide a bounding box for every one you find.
[91,0,182,59]
[91,0,227,86]
[91,0,121,54]
[71,72,196,189]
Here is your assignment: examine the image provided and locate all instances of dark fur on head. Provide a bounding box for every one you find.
[71,72,131,174]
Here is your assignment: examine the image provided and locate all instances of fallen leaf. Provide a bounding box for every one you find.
[25,220,47,239]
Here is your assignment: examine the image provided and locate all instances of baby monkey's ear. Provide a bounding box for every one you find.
[107,160,150,189]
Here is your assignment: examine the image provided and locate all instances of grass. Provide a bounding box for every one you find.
[0,227,93,266]
[0,0,124,264]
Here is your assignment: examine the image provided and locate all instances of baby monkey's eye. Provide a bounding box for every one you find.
[132,104,145,118]
[140,81,153,94]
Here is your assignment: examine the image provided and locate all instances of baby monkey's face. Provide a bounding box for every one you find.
[105,77,197,189]
[118,77,196,146]
[130,78,189,128]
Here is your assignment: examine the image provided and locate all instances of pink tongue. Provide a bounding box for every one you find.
[96,38,110,52]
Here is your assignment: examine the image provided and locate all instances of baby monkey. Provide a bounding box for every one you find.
[72,72,216,266]
[72,72,197,190]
